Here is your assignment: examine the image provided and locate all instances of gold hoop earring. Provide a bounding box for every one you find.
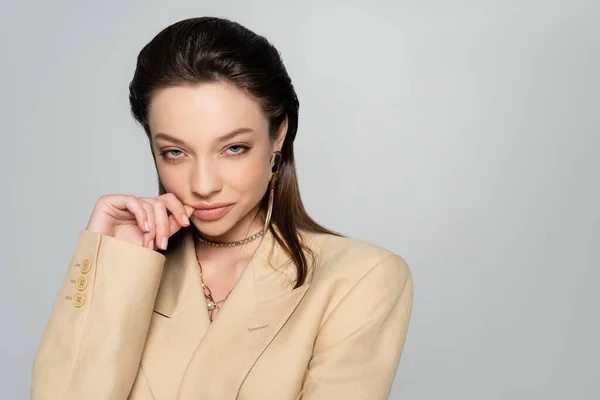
[263,151,282,232]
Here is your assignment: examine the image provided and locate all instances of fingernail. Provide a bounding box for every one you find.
[161,238,168,250]
[182,215,190,226]
[144,221,150,232]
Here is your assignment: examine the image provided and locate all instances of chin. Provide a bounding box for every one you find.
[191,208,245,237]
[190,203,260,241]
[191,219,232,238]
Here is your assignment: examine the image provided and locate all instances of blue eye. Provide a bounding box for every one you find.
[161,150,184,160]
[226,145,249,156]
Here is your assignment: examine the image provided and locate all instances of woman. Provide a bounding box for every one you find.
[32,16,413,399]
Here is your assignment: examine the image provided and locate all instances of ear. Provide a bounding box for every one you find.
[272,116,288,152]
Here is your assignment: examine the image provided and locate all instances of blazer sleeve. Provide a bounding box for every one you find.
[31,230,166,400]
[300,253,414,400]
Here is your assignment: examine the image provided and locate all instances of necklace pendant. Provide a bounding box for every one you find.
[206,300,217,311]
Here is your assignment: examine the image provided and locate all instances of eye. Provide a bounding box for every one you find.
[225,145,249,156]
[160,149,184,160]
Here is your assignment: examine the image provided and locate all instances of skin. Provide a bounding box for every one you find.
[86,81,287,318]
[148,81,286,245]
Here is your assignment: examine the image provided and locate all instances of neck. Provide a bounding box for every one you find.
[194,230,262,266]
[193,208,265,268]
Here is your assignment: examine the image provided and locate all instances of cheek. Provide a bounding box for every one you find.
[226,155,269,194]
[157,164,188,194]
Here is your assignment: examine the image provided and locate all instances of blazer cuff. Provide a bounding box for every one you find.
[32,230,166,399]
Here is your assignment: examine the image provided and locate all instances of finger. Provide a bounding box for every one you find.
[119,196,151,234]
[167,213,186,238]
[184,205,195,218]
[152,200,170,250]
[140,201,157,250]
[160,193,190,227]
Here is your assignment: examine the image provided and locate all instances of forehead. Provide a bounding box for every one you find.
[148,81,268,140]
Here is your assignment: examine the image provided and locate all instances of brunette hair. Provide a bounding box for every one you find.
[128,17,338,287]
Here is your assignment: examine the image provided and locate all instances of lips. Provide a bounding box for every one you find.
[191,202,234,210]
[191,203,234,221]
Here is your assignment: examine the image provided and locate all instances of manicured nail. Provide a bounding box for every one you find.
[182,215,190,226]
[144,220,150,232]
[161,238,168,250]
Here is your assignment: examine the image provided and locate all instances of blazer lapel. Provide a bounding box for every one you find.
[176,229,310,399]
[153,228,210,329]
[141,228,211,397]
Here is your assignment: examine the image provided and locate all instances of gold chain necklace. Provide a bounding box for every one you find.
[196,257,229,316]
[193,228,264,320]
[195,229,264,247]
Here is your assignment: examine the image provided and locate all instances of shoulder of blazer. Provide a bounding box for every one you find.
[301,231,411,289]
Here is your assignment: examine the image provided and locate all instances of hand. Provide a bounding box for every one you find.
[85,193,195,250]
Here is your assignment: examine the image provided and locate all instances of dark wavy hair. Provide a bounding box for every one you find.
[128,17,338,287]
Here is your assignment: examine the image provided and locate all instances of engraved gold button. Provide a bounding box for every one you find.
[80,259,92,274]
[72,292,86,308]
[75,275,88,291]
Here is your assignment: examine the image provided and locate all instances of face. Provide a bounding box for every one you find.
[148,81,286,241]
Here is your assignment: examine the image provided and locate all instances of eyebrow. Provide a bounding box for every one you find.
[153,128,254,146]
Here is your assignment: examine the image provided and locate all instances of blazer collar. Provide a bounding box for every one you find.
[176,225,310,399]
[151,226,311,399]
[153,226,300,318]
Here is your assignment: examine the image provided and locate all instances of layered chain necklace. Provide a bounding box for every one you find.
[193,228,264,320]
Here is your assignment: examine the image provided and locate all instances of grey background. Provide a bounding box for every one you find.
[1,0,598,398]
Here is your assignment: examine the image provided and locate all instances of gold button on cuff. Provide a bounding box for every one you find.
[72,292,86,308]
[80,259,92,274]
[75,275,88,291]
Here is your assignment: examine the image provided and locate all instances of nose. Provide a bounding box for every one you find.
[190,157,222,198]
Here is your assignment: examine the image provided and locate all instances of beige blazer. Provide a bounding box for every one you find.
[32,227,413,399]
